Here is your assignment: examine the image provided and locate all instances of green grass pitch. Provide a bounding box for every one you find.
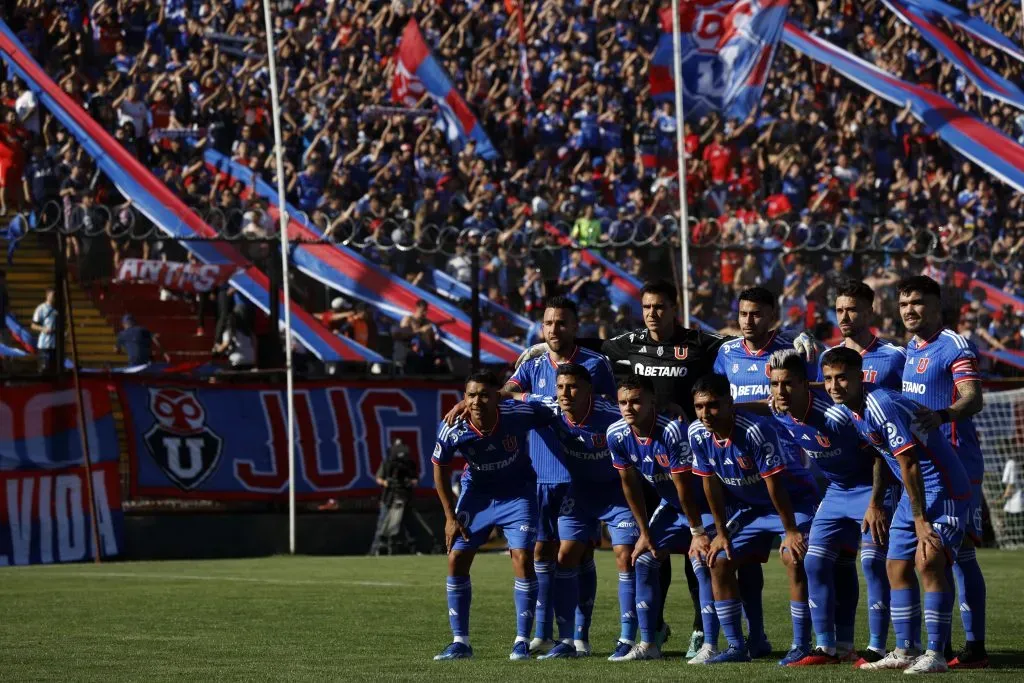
[2,550,1023,681]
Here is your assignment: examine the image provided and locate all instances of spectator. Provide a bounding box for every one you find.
[1001,458,1024,546]
[115,313,168,366]
[30,288,57,372]
[571,204,601,246]
[212,312,255,370]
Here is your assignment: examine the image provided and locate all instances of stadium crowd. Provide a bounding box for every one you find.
[3,0,1024,370]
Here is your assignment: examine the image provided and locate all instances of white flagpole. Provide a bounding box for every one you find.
[261,0,297,554]
[670,0,692,328]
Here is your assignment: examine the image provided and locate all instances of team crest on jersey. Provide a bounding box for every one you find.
[674,346,688,360]
[815,434,831,448]
[657,345,664,357]
[538,378,546,389]
[736,456,753,470]
[916,358,930,374]
[655,453,670,468]
[592,433,607,448]
[502,434,518,452]
[732,363,739,373]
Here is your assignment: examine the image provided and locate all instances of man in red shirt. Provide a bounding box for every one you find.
[702,131,733,185]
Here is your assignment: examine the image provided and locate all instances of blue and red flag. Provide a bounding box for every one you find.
[782,23,1024,196]
[393,19,497,160]
[649,0,789,121]
[905,0,1024,64]
[885,0,1024,111]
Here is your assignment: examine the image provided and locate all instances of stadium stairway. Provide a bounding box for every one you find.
[4,235,121,367]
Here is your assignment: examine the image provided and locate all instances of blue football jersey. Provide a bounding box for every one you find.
[608,414,701,510]
[840,383,970,502]
[524,394,623,485]
[689,413,819,509]
[903,328,983,483]
[714,332,813,403]
[433,401,555,495]
[817,336,906,390]
[773,387,874,488]
[508,346,617,484]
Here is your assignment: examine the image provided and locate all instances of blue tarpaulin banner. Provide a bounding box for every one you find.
[119,379,464,500]
[0,381,123,565]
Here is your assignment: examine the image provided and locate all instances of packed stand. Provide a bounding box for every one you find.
[3,0,1024,371]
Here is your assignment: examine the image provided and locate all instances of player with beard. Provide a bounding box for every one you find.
[822,280,906,390]
[516,279,821,657]
[898,276,988,669]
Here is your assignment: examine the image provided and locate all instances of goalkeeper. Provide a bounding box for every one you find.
[516,279,821,657]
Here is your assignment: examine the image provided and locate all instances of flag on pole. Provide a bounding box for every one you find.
[884,0,1024,111]
[392,19,498,160]
[509,0,532,101]
[649,0,790,121]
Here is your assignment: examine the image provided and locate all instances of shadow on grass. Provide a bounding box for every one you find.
[988,651,1024,670]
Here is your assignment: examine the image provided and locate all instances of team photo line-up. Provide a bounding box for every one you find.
[429,276,987,673]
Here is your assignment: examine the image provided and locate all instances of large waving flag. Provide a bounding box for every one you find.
[905,0,1024,64]
[884,0,1024,111]
[0,21,382,364]
[393,19,497,160]
[782,23,1024,196]
[205,150,523,365]
[650,0,789,121]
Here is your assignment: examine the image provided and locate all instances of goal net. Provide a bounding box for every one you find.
[975,387,1024,550]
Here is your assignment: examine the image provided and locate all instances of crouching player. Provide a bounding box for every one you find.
[822,347,971,674]
[511,363,637,659]
[768,349,899,665]
[431,371,560,661]
[606,376,719,662]
[689,373,822,665]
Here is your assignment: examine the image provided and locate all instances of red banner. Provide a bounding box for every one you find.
[116,259,239,293]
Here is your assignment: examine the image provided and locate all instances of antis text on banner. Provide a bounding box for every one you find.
[118,379,463,500]
[0,381,123,565]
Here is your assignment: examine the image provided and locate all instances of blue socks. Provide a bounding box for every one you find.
[891,587,921,651]
[446,575,471,637]
[791,600,812,650]
[954,547,987,642]
[514,577,539,639]
[690,556,720,646]
[534,561,553,640]
[834,553,858,647]
[862,544,890,650]
[618,570,637,642]
[738,563,766,642]
[575,559,597,642]
[924,591,953,653]
[805,545,836,649]
[635,553,661,644]
[553,567,579,641]
[716,598,746,649]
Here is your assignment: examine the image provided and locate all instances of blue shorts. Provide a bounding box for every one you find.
[887,493,967,562]
[810,483,900,552]
[536,482,570,543]
[966,483,983,544]
[720,504,816,561]
[454,487,538,551]
[649,502,717,552]
[558,484,639,547]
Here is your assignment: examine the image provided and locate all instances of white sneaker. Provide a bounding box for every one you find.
[614,642,662,661]
[688,643,719,664]
[573,640,592,657]
[528,637,556,655]
[860,650,919,671]
[904,651,949,675]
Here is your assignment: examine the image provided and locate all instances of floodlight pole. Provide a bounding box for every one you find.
[261,0,298,554]
[671,0,692,327]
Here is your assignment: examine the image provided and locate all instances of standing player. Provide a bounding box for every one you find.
[898,275,988,669]
[822,347,971,674]
[431,372,560,661]
[712,285,814,657]
[688,373,821,665]
[605,376,719,662]
[768,349,898,666]
[504,297,615,654]
[827,279,906,389]
[511,363,637,659]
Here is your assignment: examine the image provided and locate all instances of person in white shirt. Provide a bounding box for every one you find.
[1001,459,1024,547]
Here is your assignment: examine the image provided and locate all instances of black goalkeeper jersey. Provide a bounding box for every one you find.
[582,326,731,421]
